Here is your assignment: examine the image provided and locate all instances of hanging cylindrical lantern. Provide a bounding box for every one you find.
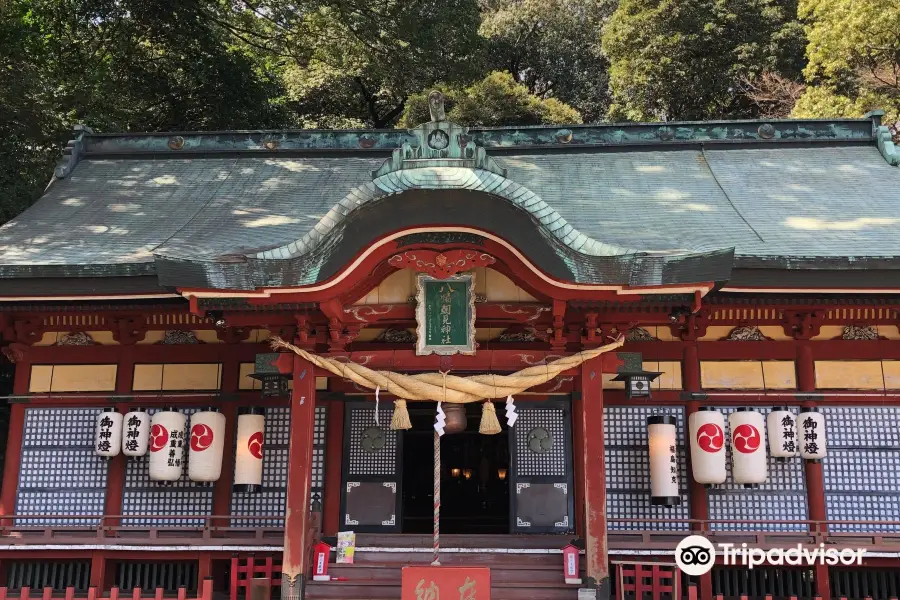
[234,407,265,492]
[149,409,186,482]
[647,415,680,507]
[767,407,798,461]
[729,408,767,487]
[122,409,150,457]
[188,408,226,483]
[799,408,827,461]
[94,408,123,458]
[688,407,726,486]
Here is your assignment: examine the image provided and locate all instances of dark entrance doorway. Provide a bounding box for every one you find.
[402,402,510,534]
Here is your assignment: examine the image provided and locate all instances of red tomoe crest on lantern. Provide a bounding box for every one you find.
[696,423,724,453]
[190,423,214,452]
[732,424,761,454]
[248,431,264,459]
[150,424,169,452]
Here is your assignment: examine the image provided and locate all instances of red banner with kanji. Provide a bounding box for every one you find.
[401,566,491,600]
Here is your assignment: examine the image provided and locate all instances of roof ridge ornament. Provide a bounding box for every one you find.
[373,90,506,178]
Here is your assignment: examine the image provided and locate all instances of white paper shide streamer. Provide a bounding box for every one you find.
[122,410,150,457]
[94,408,123,458]
[505,395,518,427]
[434,402,446,437]
[188,409,226,483]
[149,409,187,482]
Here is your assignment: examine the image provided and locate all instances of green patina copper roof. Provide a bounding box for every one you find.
[1,108,898,293]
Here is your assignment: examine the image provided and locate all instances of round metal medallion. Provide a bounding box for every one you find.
[527,427,554,454]
[757,124,776,139]
[360,426,386,453]
[427,129,450,150]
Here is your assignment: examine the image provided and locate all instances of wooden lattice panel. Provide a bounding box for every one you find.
[707,406,808,532]
[604,406,689,531]
[230,405,327,527]
[823,406,900,532]
[346,407,396,477]
[122,407,212,527]
[514,407,567,477]
[15,408,108,526]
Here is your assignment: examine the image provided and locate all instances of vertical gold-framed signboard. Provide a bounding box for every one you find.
[415,273,477,356]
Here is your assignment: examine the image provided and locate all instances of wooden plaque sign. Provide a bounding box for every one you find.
[415,272,476,356]
[401,566,490,600]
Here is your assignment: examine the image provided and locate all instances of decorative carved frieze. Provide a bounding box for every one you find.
[626,327,659,342]
[375,328,417,344]
[841,325,879,340]
[388,249,496,279]
[55,332,96,346]
[496,327,538,342]
[725,325,768,341]
[159,330,200,345]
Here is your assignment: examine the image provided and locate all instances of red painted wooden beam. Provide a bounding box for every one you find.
[280,357,318,599]
[578,357,610,597]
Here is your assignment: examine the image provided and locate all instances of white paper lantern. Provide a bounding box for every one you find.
[767,407,798,460]
[647,415,680,507]
[149,409,186,482]
[94,409,123,458]
[234,408,265,492]
[188,409,226,483]
[799,408,827,461]
[729,408,767,487]
[122,410,150,457]
[688,408,727,485]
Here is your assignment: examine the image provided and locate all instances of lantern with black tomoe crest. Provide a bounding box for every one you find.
[250,353,291,398]
[612,353,661,399]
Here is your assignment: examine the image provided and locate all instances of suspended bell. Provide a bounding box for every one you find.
[443,403,467,434]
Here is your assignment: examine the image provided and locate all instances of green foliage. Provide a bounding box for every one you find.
[602,0,806,121]
[478,0,614,122]
[793,0,900,136]
[399,71,582,127]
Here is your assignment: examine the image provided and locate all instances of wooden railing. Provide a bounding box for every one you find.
[0,579,212,600]
[2,514,900,551]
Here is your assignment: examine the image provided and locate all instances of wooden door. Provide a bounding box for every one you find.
[509,399,575,533]
[340,401,402,533]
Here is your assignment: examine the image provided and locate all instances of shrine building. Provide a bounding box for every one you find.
[1,99,900,600]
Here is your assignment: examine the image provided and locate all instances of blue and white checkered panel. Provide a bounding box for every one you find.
[709,494,808,532]
[826,495,900,533]
[15,491,107,527]
[15,408,108,526]
[121,490,214,527]
[121,407,213,527]
[822,406,900,532]
[707,406,808,531]
[604,406,689,531]
[606,492,689,531]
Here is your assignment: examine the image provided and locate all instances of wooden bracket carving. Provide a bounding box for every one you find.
[549,300,568,351]
[781,310,823,340]
[388,249,496,279]
[112,317,148,345]
[217,326,251,344]
[670,310,710,341]
[13,318,44,345]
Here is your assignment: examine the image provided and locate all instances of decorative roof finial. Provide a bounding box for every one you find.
[428,90,446,122]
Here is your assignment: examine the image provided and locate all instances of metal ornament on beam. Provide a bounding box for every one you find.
[250,352,293,398]
[611,352,661,398]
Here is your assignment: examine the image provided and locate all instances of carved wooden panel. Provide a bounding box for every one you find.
[514,482,569,529]
[344,481,398,527]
